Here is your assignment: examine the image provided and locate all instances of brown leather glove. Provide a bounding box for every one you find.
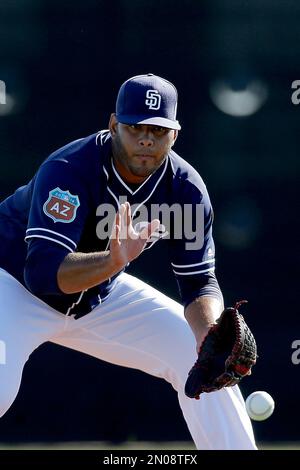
[185,301,257,399]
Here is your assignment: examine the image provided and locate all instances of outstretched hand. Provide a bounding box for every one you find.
[109,202,160,269]
[184,301,257,400]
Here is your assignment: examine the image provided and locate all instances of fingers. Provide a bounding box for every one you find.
[138,218,160,241]
[119,203,126,239]
[118,202,131,239]
[113,202,161,243]
[110,211,121,247]
[111,203,132,243]
[149,218,160,235]
[126,201,131,226]
[113,224,120,246]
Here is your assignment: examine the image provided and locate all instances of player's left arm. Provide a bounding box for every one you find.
[170,175,223,351]
[184,295,223,353]
[171,171,257,398]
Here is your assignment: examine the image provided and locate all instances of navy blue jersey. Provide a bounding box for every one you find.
[0,130,221,316]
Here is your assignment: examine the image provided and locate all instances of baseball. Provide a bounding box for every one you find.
[245,391,275,421]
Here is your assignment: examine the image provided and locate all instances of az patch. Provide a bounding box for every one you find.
[43,187,80,223]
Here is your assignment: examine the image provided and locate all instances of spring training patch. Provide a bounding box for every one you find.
[43,187,80,223]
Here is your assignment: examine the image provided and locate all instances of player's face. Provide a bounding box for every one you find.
[109,114,177,184]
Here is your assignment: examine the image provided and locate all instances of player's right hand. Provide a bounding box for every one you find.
[109,202,160,269]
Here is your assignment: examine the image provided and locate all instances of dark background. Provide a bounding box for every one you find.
[0,0,299,445]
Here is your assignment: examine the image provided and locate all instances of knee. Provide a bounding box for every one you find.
[0,396,15,418]
[0,400,13,418]
[0,373,21,418]
[162,350,195,393]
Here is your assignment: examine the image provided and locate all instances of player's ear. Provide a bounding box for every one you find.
[171,130,178,146]
[109,113,118,137]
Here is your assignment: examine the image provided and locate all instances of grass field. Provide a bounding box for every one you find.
[0,441,299,450]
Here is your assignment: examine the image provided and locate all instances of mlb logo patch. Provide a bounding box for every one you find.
[43,187,80,223]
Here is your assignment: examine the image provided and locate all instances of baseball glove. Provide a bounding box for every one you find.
[185,300,257,399]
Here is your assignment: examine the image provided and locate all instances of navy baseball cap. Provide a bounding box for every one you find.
[116,73,181,130]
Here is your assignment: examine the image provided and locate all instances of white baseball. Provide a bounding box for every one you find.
[245,391,275,421]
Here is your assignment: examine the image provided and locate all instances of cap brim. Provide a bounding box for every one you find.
[117,115,181,130]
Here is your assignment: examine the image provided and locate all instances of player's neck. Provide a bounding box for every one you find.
[112,157,148,185]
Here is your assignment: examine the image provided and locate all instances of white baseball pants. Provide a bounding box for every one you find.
[0,267,256,449]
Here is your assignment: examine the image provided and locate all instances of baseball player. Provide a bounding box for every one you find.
[0,74,256,449]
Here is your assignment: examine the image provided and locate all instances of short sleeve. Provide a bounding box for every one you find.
[23,159,90,295]
[25,160,90,252]
[170,178,222,306]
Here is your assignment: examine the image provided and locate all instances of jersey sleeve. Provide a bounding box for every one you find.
[170,178,222,307]
[24,159,90,295]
